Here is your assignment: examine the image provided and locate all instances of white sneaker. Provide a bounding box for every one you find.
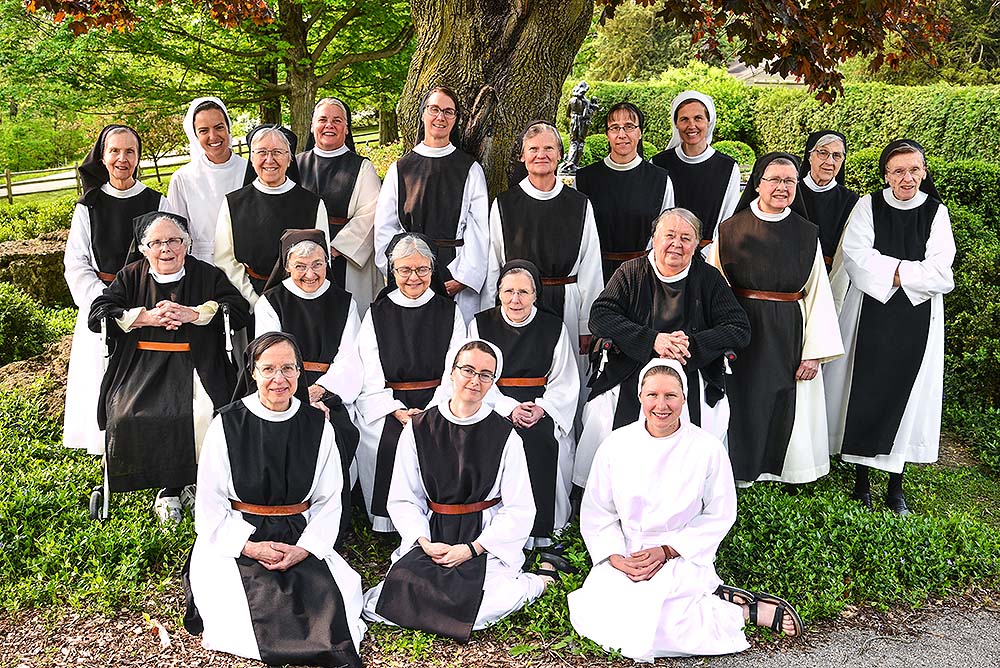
[180,484,197,519]
[153,490,183,525]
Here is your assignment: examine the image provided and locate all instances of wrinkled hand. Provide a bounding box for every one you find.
[893,265,901,287]
[310,400,331,421]
[444,280,466,297]
[653,331,690,362]
[418,538,475,568]
[579,334,592,356]
[329,245,342,258]
[137,300,198,330]
[393,408,422,426]
[262,543,309,572]
[795,359,820,381]
[242,540,285,566]
[511,402,545,429]
[308,384,327,403]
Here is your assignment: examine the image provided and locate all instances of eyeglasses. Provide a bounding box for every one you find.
[254,363,300,380]
[251,149,289,159]
[424,105,457,119]
[812,148,845,162]
[290,260,326,273]
[759,177,798,188]
[393,265,433,278]
[454,365,496,383]
[500,288,534,300]
[887,166,924,179]
[145,237,185,251]
[607,123,639,134]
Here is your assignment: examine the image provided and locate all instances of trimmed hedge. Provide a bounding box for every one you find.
[0,196,76,243]
[0,284,57,366]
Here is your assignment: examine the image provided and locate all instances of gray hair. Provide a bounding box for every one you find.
[251,127,291,153]
[313,98,348,123]
[766,157,797,171]
[102,126,139,151]
[499,266,534,285]
[520,123,564,159]
[812,133,845,152]
[653,207,702,239]
[389,234,435,270]
[139,215,191,254]
[285,240,325,265]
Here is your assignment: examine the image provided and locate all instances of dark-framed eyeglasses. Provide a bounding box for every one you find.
[424,105,457,119]
[393,265,433,278]
[145,237,185,251]
[454,365,496,383]
[254,363,300,379]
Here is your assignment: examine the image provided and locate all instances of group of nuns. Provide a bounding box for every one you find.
[60,84,954,665]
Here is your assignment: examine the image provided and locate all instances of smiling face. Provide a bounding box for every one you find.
[521,126,560,182]
[392,251,433,299]
[421,91,457,148]
[311,101,348,152]
[757,161,799,214]
[286,246,327,293]
[885,151,926,202]
[652,214,698,277]
[451,348,497,407]
[250,133,291,187]
[640,371,684,437]
[675,100,710,156]
[141,217,188,275]
[193,108,232,164]
[808,139,845,187]
[102,130,139,189]
[606,108,641,164]
[253,340,298,412]
[498,271,537,323]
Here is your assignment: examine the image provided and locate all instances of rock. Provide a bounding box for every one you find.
[0,334,71,421]
[0,229,71,307]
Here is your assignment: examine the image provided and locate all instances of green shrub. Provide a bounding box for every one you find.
[0,284,53,365]
[357,141,404,179]
[714,140,755,166]
[0,117,97,172]
[0,195,76,243]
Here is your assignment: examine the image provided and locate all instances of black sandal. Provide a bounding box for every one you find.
[748,593,804,637]
[536,551,577,574]
[530,567,562,581]
[715,584,755,606]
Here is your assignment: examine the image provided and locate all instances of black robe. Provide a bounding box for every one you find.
[801,182,860,267]
[475,306,562,537]
[375,406,512,643]
[575,159,669,281]
[717,208,818,480]
[88,187,163,278]
[88,256,250,492]
[297,150,366,287]
[841,193,937,457]
[651,149,736,242]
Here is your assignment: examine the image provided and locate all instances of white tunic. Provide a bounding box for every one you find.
[372,142,490,323]
[568,421,748,661]
[213,178,330,309]
[304,145,384,311]
[63,181,169,454]
[167,152,247,262]
[188,395,366,660]
[354,288,466,531]
[362,400,547,629]
[825,189,955,472]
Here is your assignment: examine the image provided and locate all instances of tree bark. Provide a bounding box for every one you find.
[257,61,282,126]
[379,104,400,144]
[401,0,594,195]
[279,0,317,147]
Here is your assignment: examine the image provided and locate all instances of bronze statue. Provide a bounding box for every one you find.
[559,81,599,177]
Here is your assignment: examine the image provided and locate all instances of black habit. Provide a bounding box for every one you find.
[650,149,737,242]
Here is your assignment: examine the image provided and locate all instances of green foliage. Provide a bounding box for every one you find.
[944,406,1000,472]
[713,140,755,166]
[0,115,98,172]
[0,284,55,365]
[0,195,75,243]
[357,141,404,180]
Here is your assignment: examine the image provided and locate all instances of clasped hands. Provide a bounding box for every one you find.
[510,401,544,429]
[418,537,479,568]
[654,331,690,363]
[135,299,198,330]
[393,408,423,426]
[242,540,309,571]
[609,545,679,582]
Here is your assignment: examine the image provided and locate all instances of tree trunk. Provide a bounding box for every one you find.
[257,61,282,126]
[401,0,594,195]
[279,0,317,149]
[379,104,400,145]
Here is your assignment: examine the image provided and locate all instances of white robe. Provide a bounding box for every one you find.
[167,152,247,262]
[188,395,366,661]
[568,421,748,661]
[303,146,384,311]
[825,189,955,472]
[373,142,489,323]
[354,288,466,531]
[481,177,604,382]
[468,307,580,545]
[213,178,330,310]
[63,181,169,454]
[362,400,547,629]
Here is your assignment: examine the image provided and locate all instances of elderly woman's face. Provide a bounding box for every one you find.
[392,251,433,299]
[885,151,926,202]
[652,215,698,277]
[422,91,457,147]
[102,131,139,188]
[251,134,291,187]
[757,162,798,214]
[675,100,709,155]
[253,340,299,412]
[498,271,536,323]
[287,247,327,293]
[193,108,231,165]
[606,109,641,163]
[640,371,684,438]
[808,139,845,187]
[312,102,348,152]
[451,348,496,406]
[521,129,560,180]
[141,218,187,275]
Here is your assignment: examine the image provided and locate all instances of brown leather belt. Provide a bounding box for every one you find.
[433,238,464,248]
[428,498,501,515]
[602,250,646,261]
[96,271,116,283]
[136,341,191,352]
[733,288,804,302]
[541,275,577,286]
[329,216,349,227]
[496,376,547,387]
[386,379,441,391]
[243,263,270,281]
[823,255,834,267]
[302,361,330,372]
[699,239,712,249]
[231,500,310,516]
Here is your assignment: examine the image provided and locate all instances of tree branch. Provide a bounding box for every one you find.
[159,19,270,59]
[311,2,363,64]
[316,23,414,87]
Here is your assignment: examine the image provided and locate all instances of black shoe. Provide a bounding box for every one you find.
[851,490,872,510]
[885,493,911,516]
[536,551,577,574]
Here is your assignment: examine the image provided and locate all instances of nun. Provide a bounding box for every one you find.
[88,212,249,522]
[575,101,674,282]
[362,339,566,642]
[798,130,859,270]
[185,332,365,668]
[469,260,579,547]
[372,86,489,323]
[708,153,843,486]
[64,124,168,456]
[569,359,802,662]
[825,140,955,514]
[167,97,248,262]
[354,233,465,533]
[297,97,383,310]
[650,91,742,248]
[481,120,603,373]
[214,124,329,308]
[255,228,363,538]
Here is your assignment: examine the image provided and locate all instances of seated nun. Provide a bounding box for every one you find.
[362,339,570,642]
[254,228,363,542]
[185,332,365,668]
[569,359,803,662]
[469,260,579,548]
[88,212,250,523]
[574,208,750,492]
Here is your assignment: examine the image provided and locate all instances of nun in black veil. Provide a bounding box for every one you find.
[798,130,860,269]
